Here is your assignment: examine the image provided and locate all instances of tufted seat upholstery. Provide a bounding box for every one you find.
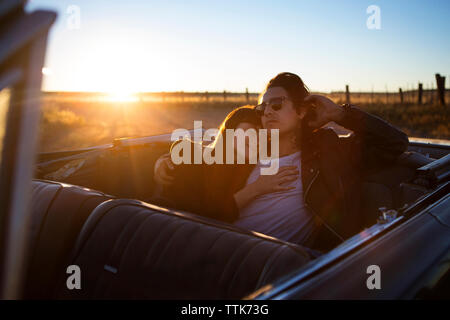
[56,199,311,300]
[24,180,113,299]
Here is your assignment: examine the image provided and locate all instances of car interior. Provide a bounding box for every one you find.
[28,134,449,299]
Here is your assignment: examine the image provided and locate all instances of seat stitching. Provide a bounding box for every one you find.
[217,238,258,292]
[30,184,63,258]
[49,196,109,298]
[143,215,180,266]
[203,231,228,256]
[60,199,312,298]
[226,240,277,298]
[88,207,137,297]
[183,230,228,294]
[98,209,154,298]
[53,202,118,298]
[117,200,310,253]
[93,208,149,298]
[36,192,105,296]
[69,201,123,263]
[131,219,190,297]
[150,221,190,270]
[254,245,291,290]
[108,208,156,271]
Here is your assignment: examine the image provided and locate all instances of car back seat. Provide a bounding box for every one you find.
[24,179,113,299]
[56,199,311,299]
[361,151,436,225]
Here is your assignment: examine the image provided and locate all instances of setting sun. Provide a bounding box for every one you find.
[105,90,139,103]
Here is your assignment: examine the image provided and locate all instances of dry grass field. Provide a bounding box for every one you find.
[37,92,449,153]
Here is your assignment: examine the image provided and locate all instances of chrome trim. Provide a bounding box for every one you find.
[37,129,204,159]
[38,133,450,158]
[113,128,205,147]
[409,137,450,147]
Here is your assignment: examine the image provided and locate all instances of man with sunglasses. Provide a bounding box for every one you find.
[232,72,408,251]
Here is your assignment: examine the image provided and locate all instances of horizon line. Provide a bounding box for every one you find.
[41,89,446,95]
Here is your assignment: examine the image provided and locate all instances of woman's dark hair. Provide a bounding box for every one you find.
[206,105,260,222]
[218,105,260,132]
[212,105,261,149]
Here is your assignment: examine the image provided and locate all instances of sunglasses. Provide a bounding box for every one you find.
[255,96,290,114]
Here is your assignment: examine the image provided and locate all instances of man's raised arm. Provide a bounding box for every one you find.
[304,95,409,170]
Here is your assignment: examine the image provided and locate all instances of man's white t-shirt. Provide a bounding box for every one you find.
[233,151,315,245]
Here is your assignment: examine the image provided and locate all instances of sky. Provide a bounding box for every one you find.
[26,0,450,93]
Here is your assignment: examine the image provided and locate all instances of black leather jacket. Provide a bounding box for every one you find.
[299,104,408,250]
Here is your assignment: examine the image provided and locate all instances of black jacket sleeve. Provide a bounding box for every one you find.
[336,105,409,172]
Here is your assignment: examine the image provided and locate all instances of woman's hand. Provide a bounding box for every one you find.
[251,165,299,195]
[233,166,299,211]
[303,94,345,129]
[154,153,176,187]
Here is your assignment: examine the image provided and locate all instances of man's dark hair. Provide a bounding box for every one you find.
[264,72,310,111]
[264,72,313,147]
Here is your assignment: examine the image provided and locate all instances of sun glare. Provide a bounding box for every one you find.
[105,90,139,103]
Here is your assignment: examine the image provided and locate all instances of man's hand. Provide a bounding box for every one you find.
[303,94,345,129]
[154,153,176,187]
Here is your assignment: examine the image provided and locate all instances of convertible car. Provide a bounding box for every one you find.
[29,132,450,299]
[0,1,449,300]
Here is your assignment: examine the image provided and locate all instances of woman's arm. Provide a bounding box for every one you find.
[233,182,260,211]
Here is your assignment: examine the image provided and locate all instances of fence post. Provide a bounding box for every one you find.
[245,87,249,103]
[223,90,227,102]
[407,84,410,103]
[386,86,388,104]
[428,83,433,104]
[204,91,209,101]
[345,85,350,104]
[435,73,446,106]
[418,83,423,105]
[399,88,403,104]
